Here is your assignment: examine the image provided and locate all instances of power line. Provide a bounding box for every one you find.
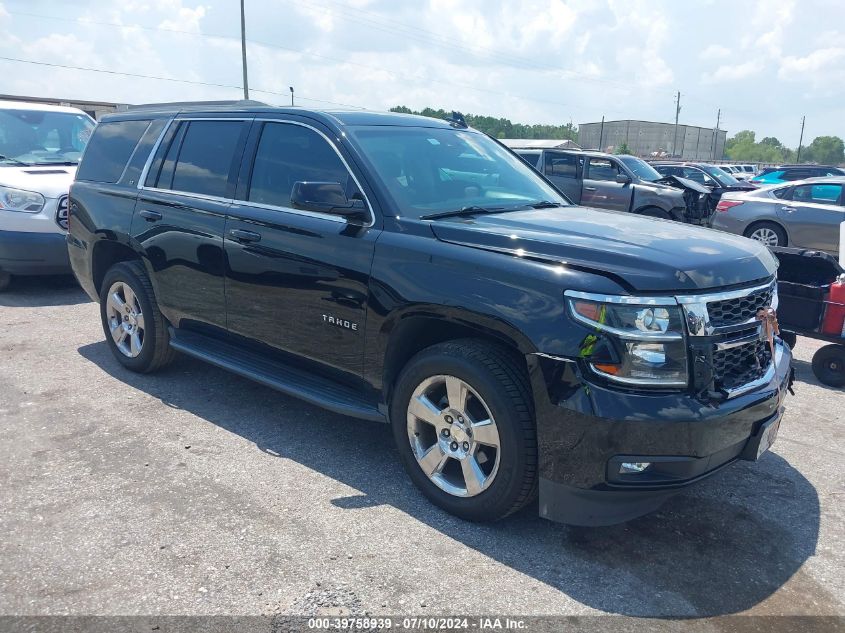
[0,56,366,109]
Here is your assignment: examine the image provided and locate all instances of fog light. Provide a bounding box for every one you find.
[620,462,651,474]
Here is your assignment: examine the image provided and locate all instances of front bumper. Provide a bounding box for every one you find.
[528,341,793,526]
[0,230,70,275]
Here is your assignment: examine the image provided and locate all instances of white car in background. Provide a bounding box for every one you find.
[721,164,755,181]
[0,100,95,290]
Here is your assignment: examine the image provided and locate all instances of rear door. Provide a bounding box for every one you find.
[778,182,845,253]
[541,151,582,202]
[581,156,630,211]
[133,117,250,331]
[224,118,380,379]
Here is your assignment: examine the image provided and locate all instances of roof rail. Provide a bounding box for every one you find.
[126,99,268,111]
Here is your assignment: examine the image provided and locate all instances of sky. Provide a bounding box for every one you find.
[0,0,842,146]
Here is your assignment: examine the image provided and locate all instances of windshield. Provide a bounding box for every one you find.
[0,109,95,166]
[617,155,662,182]
[700,164,741,186]
[349,126,568,219]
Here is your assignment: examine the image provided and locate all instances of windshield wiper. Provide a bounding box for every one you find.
[524,200,566,209]
[0,155,30,166]
[420,205,512,221]
[33,161,78,166]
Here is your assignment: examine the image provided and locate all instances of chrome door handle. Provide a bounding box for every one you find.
[139,209,162,222]
[584,186,597,192]
[229,229,262,243]
[781,206,797,212]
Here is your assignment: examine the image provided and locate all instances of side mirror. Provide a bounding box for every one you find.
[615,173,632,184]
[290,181,367,221]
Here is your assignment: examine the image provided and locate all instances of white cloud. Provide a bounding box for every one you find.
[702,61,759,83]
[699,44,730,60]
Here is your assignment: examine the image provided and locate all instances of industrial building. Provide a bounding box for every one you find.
[578,119,727,161]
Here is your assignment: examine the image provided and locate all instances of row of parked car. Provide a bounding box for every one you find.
[506,141,844,257]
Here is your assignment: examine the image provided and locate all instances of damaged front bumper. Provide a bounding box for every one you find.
[527,340,793,526]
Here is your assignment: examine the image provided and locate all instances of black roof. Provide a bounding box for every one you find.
[105,101,457,130]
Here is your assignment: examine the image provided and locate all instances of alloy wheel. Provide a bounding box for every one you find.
[105,281,145,358]
[406,375,501,497]
[749,227,780,246]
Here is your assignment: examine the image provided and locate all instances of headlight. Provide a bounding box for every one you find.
[566,292,688,387]
[0,185,46,213]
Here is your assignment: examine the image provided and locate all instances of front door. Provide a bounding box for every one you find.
[778,182,845,254]
[581,157,631,212]
[132,118,250,331]
[224,120,379,378]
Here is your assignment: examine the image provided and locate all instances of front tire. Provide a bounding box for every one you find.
[99,261,174,373]
[390,340,537,522]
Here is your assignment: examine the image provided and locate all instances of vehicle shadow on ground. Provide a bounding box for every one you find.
[0,275,89,307]
[78,342,822,618]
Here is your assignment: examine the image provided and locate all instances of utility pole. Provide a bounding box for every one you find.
[598,115,605,151]
[672,91,681,157]
[796,115,806,162]
[711,108,721,160]
[240,0,249,100]
[289,86,294,107]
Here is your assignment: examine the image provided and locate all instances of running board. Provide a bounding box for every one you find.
[168,328,385,422]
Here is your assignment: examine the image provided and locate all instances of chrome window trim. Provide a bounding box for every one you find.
[139,186,233,206]
[249,118,376,228]
[232,199,345,224]
[137,116,176,190]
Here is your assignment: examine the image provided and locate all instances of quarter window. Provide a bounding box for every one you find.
[76,119,150,183]
[248,122,352,209]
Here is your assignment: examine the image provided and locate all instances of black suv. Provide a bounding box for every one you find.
[68,103,793,526]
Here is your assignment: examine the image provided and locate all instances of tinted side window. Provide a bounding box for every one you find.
[76,119,151,183]
[164,121,243,197]
[515,151,540,168]
[791,183,842,204]
[586,158,619,181]
[544,152,578,178]
[247,122,351,208]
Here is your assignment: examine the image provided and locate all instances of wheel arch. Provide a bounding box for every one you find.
[91,239,142,296]
[378,308,536,404]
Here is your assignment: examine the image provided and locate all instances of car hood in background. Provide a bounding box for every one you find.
[654,175,711,194]
[0,165,78,199]
[428,206,776,292]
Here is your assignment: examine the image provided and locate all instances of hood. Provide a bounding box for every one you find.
[654,174,711,194]
[0,165,78,199]
[428,206,777,292]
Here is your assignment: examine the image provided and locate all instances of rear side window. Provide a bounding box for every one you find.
[791,183,842,204]
[76,119,151,183]
[247,122,351,209]
[166,121,243,198]
[544,152,578,178]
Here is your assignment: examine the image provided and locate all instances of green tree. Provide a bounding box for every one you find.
[801,136,845,165]
[389,106,578,140]
[615,142,632,155]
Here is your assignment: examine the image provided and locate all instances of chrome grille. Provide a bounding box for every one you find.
[707,284,774,327]
[712,339,771,392]
[56,195,69,230]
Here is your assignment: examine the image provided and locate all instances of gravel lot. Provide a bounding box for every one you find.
[1,276,843,622]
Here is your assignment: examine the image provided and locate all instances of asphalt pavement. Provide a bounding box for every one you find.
[0,276,843,624]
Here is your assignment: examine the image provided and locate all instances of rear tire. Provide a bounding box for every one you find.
[390,339,537,522]
[744,221,786,248]
[811,345,845,388]
[0,272,10,291]
[99,261,175,373]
